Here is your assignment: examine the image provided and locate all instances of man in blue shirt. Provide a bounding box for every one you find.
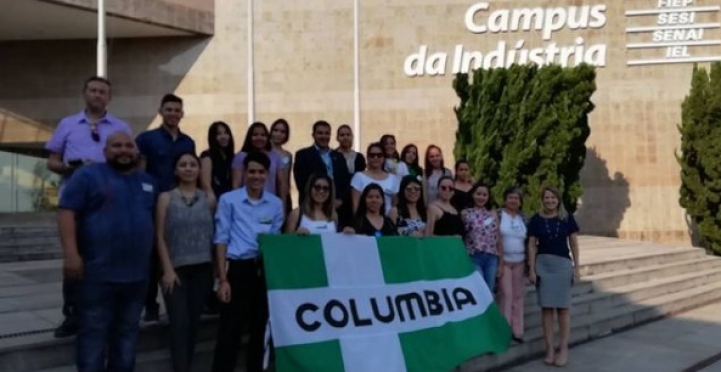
[135,93,196,321]
[212,151,284,372]
[58,131,156,372]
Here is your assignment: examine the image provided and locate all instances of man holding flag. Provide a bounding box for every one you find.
[211,151,284,372]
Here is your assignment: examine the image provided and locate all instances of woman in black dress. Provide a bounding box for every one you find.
[198,121,235,315]
[354,184,397,237]
[426,176,464,237]
[451,159,474,211]
[200,121,235,200]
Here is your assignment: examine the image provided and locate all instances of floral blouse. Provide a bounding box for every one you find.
[462,208,499,255]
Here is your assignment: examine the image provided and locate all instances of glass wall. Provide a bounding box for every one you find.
[0,151,59,213]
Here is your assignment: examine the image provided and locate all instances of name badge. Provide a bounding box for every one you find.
[141,183,154,192]
[259,217,273,225]
[483,217,494,227]
[317,224,328,230]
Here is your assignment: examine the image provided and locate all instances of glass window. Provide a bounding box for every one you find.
[0,151,59,213]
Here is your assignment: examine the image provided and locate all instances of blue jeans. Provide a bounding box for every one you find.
[76,281,147,372]
[471,252,499,293]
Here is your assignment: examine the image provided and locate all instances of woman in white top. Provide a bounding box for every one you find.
[380,134,409,177]
[497,186,528,343]
[286,174,344,235]
[351,142,398,215]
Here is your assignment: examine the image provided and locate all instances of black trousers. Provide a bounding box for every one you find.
[62,278,78,324]
[163,263,214,372]
[212,259,269,372]
[145,248,160,313]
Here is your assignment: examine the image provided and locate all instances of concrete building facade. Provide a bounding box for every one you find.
[1,0,719,245]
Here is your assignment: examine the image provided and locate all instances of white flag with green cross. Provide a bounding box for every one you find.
[260,234,512,372]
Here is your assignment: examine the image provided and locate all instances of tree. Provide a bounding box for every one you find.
[677,62,721,254]
[453,64,596,214]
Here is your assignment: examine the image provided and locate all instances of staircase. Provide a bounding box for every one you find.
[0,236,720,372]
[460,236,721,371]
[0,224,62,263]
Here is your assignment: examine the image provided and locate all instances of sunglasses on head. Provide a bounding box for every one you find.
[90,123,100,142]
[368,152,384,159]
[313,184,330,192]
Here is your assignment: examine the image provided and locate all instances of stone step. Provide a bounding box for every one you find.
[578,247,705,276]
[35,340,251,372]
[0,236,60,249]
[459,281,721,372]
[522,256,721,309]
[0,250,63,263]
[524,267,721,329]
[0,221,58,232]
[0,317,220,372]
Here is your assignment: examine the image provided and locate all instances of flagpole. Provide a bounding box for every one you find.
[353,0,360,151]
[247,0,255,126]
[97,0,107,77]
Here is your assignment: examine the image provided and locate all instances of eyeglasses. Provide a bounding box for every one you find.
[368,153,384,159]
[313,185,330,192]
[440,185,454,191]
[405,186,421,192]
[90,122,100,142]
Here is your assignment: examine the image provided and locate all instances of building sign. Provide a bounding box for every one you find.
[403,1,721,77]
[625,0,721,66]
[404,3,609,77]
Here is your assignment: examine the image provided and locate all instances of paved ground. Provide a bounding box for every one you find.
[507,302,721,372]
[700,361,721,372]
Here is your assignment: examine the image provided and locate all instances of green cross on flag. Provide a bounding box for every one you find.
[260,234,512,372]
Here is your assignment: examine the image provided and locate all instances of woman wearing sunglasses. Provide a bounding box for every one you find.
[286,174,353,235]
[350,142,398,215]
[426,176,464,237]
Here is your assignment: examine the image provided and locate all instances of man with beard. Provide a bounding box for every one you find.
[58,131,156,372]
[45,76,132,338]
[135,93,196,322]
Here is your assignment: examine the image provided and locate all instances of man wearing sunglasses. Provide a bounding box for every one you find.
[45,76,132,339]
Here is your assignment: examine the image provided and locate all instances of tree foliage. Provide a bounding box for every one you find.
[677,63,721,254]
[453,64,596,214]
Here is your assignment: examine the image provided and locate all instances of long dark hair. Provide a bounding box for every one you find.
[240,122,271,153]
[401,144,423,176]
[469,181,493,210]
[354,183,386,230]
[207,121,235,164]
[379,134,400,160]
[424,144,445,178]
[270,118,290,145]
[173,151,202,188]
[397,175,427,221]
[301,173,335,221]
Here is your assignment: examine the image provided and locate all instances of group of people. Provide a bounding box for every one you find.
[46,76,581,372]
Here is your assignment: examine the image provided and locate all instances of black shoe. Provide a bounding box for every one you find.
[54,319,78,338]
[144,307,160,322]
[512,336,524,344]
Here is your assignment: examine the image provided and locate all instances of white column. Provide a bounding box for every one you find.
[247,0,256,126]
[353,0,361,151]
[97,0,107,77]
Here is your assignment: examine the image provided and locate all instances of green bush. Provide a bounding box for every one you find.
[677,63,721,254]
[453,64,596,214]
